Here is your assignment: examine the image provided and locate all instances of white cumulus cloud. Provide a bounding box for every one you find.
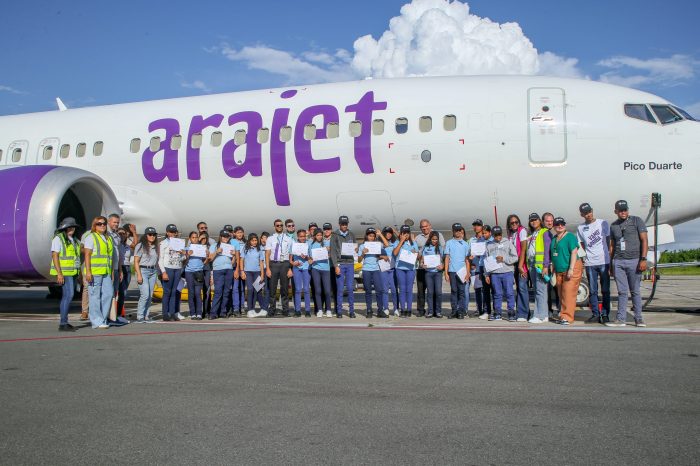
[180,79,212,93]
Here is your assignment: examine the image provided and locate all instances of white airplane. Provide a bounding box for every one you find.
[0,75,698,287]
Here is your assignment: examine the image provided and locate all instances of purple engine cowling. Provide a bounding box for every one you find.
[0,165,120,285]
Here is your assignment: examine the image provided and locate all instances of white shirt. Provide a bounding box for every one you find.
[265,233,293,262]
[577,219,611,266]
[158,238,186,272]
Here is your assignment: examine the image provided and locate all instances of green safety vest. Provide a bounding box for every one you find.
[87,232,113,275]
[50,235,80,276]
[528,228,548,269]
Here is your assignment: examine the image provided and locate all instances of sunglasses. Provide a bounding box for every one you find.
[146,233,156,236]
[286,224,295,228]
[95,222,106,226]
[509,221,519,225]
[274,224,283,227]
[200,226,208,230]
[554,223,566,227]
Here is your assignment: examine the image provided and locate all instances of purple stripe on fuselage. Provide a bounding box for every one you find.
[0,165,56,281]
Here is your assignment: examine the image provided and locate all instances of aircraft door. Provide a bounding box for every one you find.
[528,88,567,164]
[336,190,397,229]
[37,137,60,164]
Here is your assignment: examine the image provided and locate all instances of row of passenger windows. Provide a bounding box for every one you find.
[0,141,103,163]
[130,115,458,153]
[624,104,694,125]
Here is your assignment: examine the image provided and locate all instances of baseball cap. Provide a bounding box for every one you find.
[615,200,629,211]
[366,227,376,234]
[553,217,566,226]
[219,229,231,237]
[223,224,233,232]
[322,222,333,230]
[382,226,393,234]
[579,203,593,214]
[233,226,243,232]
[472,219,483,226]
[144,227,157,235]
[400,225,411,233]
[528,212,541,221]
[308,222,318,229]
[483,224,492,232]
[492,226,503,235]
[451,223,463,231]
[338,215,349,224]
[166,224,178,233]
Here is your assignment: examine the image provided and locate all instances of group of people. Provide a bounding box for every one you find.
[50,199,649,331]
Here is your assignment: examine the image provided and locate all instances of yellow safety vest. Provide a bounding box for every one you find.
[50,235,80,276]
[87,232,113,275]
[528,228,548,269]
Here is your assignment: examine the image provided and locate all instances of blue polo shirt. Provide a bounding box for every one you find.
[421,244,443,273]
[396,241,419,271]
[358,242,381,271]
[184,246,205,272]
[209,243,234,270]
[445,238,471,273]
[310,241,330,271]
[292,242,310,270]
[384,239,398,269]
[241,247,264,272]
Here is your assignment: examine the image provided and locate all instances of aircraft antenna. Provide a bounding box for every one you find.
[56,97,68,112]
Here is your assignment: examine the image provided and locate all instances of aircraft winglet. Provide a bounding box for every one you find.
[56,97,68,112]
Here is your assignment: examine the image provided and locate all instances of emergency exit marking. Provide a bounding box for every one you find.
[459,139,464,144]
[389,168,396,174]
[388,143,394,149]
[459,164,465,171]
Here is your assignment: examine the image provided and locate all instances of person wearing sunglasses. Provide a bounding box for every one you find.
[507,214,530,322]
[265,219,294,317]
[523,213,550,324]
[83,216,115,329]
[134,227,159,322]
[550,217,583,325]
[50,217,81,331]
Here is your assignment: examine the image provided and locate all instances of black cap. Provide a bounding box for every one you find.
[219,229,231,237]
[528,212,540,221]
[144,227,157,235]
[553,217,566,226]
[579,203,593,214]
[322,222,332,230]
[166,224,178,233]
[472,219,483,226]
[308,222,318,229]
[233,226,243,232]
[483,224,492,232]
[452,223,463,231]
[223,224,233,232]
[615,200,629,211]
[366,227,376,234]
[57,217,79,231]
[260,231,270,237]
[400,225,411,233]
[492,226,503,235]
[338,215,349,225]
[382,226,393,234]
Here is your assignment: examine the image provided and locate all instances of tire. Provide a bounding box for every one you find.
[576,276,590,307]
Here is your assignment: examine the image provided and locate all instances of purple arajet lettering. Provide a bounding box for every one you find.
[344,91,387,173]
[186,114,224,180]
[294,105,341,174]
[142,118,181,182]
[222,111,263,178]
[269,90,297,206]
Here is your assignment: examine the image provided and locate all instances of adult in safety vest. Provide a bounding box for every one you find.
[50,217,81,331]
[523,213,552,324]
[83,216,115,329]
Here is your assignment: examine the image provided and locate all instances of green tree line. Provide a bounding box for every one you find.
[659,248,700,263]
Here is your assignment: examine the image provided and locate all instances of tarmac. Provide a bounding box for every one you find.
[0,276,698,464]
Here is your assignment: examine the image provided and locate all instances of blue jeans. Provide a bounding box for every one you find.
[293,268,311,312]
[362,270,384,313]
[311,268,332,312]
[212,269,233,317]
[515,269,530,319]
[381,269,398,311]
[491,272,515,317]
[88,273,113,328]
[586,264,611,317]
[185,271,203,318]
[396,268,415,312]
[202,268,212,316]
[161,267,183,319]
[335,263,355,314]
[475,269,492,314]
[117,265,131,315]
[528,265,548,320]
[59,275,75,325]
[425,271,442,316]
[233,271,245,312]
[244,271,265,311]
[448,272,466,314]
[613,259,643,322]
[137,268,157,320]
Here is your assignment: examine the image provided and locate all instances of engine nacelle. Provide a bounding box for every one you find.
[0,166,120,285]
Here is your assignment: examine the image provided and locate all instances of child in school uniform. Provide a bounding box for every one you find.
[393,225,420,317]
[208,230,235,319]
[444,223,471,319]
[484,226,519,321]
[380,226,399,317]
[240,233,266,318]
[358,227,389,318]
[184,231,207,320]
[309,229,332,318]
[420,231,444,318]
[290,229,312,317]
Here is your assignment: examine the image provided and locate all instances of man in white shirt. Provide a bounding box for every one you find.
[577,203,611,324]
[414,219,446,317]
[107,213,126,324]
[265,219,294,317]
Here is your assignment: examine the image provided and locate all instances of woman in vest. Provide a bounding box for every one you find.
[523,213,551,323]
[50,217,81,331]
[507,214,530,322]
[83,216,115,329]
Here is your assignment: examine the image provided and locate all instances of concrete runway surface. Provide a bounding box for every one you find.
[1,277,699,465]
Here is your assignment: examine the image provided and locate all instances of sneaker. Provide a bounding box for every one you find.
[478,313,489,320]
[585,315,600,324]
[247,310,257,318]
[326,310,332,318]
[117,316,130,324]
[605,320,626,327]
[393,310,400,317]
[96,324,109,329]
[58,324,76,332]
[256,310,268,318]
[381,309,389,317]
[175,313,185,321]
[507,316,517,322]
[493,315,502,321]
[488,314,496,321]
[601,315,610,325]
[516,317,527,322]
[435,313,443,318]
[135,319,146,324]
[558,319,570,326]
[317,311,323,318]
[528,317,543,324]
[635,319,647,327]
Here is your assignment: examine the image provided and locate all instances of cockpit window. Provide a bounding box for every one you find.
[624,104,656,123]
[650,105,683,125]
[671,105,696,121]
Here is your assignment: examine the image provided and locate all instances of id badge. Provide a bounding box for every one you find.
[620,238,626,251]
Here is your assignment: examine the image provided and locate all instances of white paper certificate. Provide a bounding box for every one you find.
[253,275,264,292]
[484,256,500,273]
[456,266,468,283]
[470,242,486,256]
[423,254,441,269]
[378,259,391,272]
[169,238,185,251]
[292,242,308,256]
[363,241,382,255]
[220,243,235,257]
[311,247,329,261]
[189,244,207,258]
[398,249,418,265]
[341,242,356,256]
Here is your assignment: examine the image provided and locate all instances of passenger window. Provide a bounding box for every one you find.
[326,122,339,139]
[42,145,54,160]
[395,118,408,134]
[304,124,316,141]
[234,129,247,145]
[372,119,384,135]
[443,115,457,131]
[211,131,223,147]
[349,121,362,137]
[257,128,269,144]
[60,144,70,158]
[170,135,182,150]
[624,104,656,123]
[130,138,141,153]
[191,133,202,149]
[650,105,683,125]
[12,148,22,162]
[280,126,292,142]
[76,143,86,157]
[93,141,104,156]
[149,137,161,152]
[419,116,432,133]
